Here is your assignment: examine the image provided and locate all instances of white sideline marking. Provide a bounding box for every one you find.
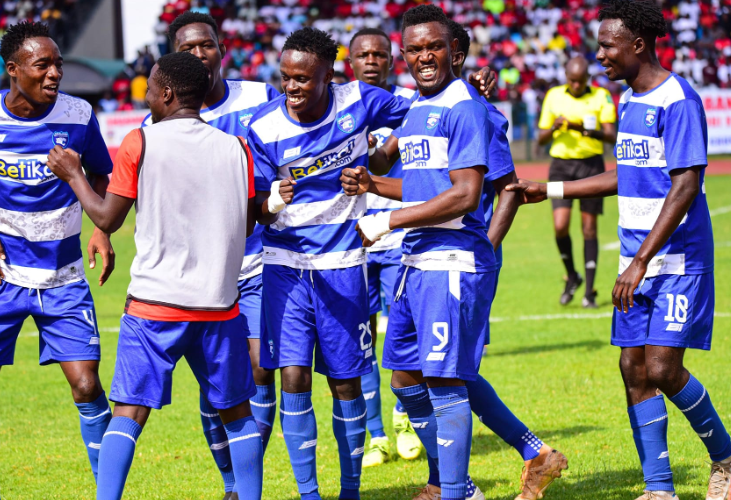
[709,204,731,216]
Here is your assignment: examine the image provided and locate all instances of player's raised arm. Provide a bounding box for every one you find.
[47,146,134,234]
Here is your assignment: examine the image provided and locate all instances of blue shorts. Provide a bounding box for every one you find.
[260,264,372,379]
[110,314,256,410]
[382,266,495,381]
[367,248,401,315]
[238,274,262,339]
[0,280,100,366]
[611,273,714,350]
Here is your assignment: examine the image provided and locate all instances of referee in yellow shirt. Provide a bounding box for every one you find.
[538,56,617,308]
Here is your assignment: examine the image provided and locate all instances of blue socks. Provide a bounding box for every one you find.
[391,384,439,463]
[224,416,264,500]
[465,376,541,461]
[332,396,367,500]
[251,383,277,451]
[280,391,320,497]
[669,374,731,462]
[96,416,142,500]
[75,391,112,482]
[362,356,386,439]
[628,395,674,492]
[430,386,472,500]
[200,394,236,492]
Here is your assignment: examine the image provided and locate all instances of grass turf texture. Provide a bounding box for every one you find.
[2,176,731,500]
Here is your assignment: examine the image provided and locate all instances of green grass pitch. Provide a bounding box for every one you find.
[1,176,731,500]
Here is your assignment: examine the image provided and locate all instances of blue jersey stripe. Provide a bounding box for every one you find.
[263,218,363,254]
[0,232,82,270]
[0,179,78,212]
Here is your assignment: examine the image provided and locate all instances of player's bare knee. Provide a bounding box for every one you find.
[70,374,103,403]
[328,377,360,401]
[646,362,687,395]
[253,366,275,386]
[281,366,311,394]
[618,352,647,388]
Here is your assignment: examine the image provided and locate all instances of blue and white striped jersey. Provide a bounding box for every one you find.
[0,91,112,288]
[481,99,515,270]
[393,78,495,273]
[144,80,279,280]
[615,73,713,277]
[249,81,412,270]
[366,84,417,253]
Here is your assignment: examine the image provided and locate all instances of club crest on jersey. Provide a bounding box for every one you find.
[52,131,69,148]
[239,113,253,129]
[426,112,441,130]
[337,113,355,134]
[644,108,657,127]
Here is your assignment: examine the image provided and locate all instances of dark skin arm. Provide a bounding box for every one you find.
[46,147,135,233]
[255,190,278,225]
[505,168,619,204]
[612,166,702,313]
[487,170,521,250]
[86,173,116,285]
[345,165,485,247]
[368,134,400,176]
[341,166,402,201]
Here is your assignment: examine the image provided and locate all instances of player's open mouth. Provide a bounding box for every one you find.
[287,95,305,105]
[43,85,58,96]
[418,66,436,80]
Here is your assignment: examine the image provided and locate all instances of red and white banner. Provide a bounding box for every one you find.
[98,110,149,160]
[698,88,731,155]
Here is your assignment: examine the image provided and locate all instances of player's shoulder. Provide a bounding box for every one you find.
[42,93,94,126]
[625,73,701,110]
[224,79,275,102]
[413,78,482,112]
[392,85,417,99]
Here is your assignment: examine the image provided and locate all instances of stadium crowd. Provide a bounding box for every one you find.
[133,0,731,104]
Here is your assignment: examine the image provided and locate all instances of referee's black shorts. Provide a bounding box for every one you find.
[548,155,605,215]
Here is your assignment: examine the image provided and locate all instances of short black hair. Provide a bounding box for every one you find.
[0,21,51,63]
[447,19,470,55]
[401,4,450,33]
[598,0,668,39]
[349,28,391,52]
[154,51,209,108]
[168,11,219,45]
[282,27,339,65]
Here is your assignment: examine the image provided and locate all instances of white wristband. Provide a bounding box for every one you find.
[267,180,287,213]
[358,211,392,242]
[547,181,564,200]
[368,146,376,156]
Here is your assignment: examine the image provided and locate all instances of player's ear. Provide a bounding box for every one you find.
[162,85,173,105]
[5,60,16,78]
[218,41,226,58]
[324,66,334,85]
[634,36,646,56]
[453,50,465,69]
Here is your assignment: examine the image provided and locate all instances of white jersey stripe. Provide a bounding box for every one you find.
[0,202,82,241]
[0,257,85,289]
[618,196,687,231]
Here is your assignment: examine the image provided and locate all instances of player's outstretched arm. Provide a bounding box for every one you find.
[46,146,134,234]
[506,168,618,203]
[488,170,521,250]
[612,166,702,313]
[368,134,400,176]
[86,173,116,285]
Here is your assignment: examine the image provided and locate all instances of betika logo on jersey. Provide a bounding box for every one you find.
[289,139,356,180]
[401,139,431,167]
[616,138,650,165]
[0,158,55,183]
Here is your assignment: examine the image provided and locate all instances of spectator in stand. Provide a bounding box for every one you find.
[130,70,148,110]
[98,91,118,114]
